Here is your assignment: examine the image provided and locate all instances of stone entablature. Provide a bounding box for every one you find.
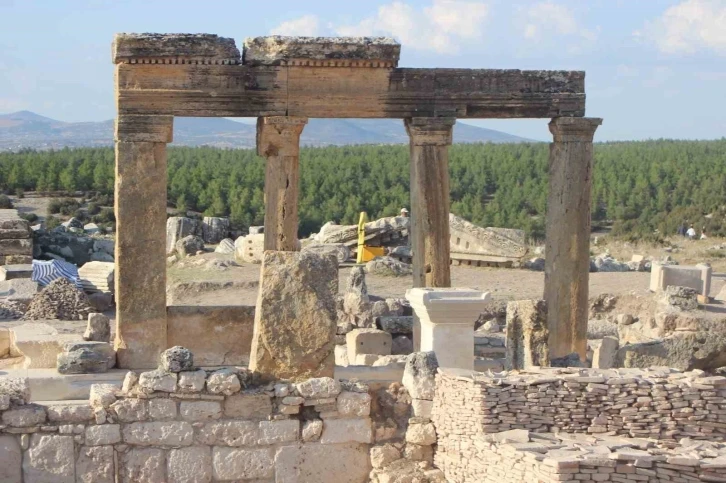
[0,371,374,482]
[112,33,241,65]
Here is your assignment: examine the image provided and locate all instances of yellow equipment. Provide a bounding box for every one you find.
[356,212,385,264]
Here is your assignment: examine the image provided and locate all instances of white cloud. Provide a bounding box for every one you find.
[615,64,638,78]
[638,0,726,55]
[519,2,599,47]
[334,1,490,54]
[270,14,320,37]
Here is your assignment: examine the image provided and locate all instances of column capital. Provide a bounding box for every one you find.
[257,116,308,157]
[115,115,174,143]
[549,117,602,143]
[405,117,456,146]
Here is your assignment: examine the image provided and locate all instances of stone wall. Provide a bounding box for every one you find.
[0,370,374,482]
[433,367,726,482]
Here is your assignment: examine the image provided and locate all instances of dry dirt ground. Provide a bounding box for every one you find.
[166,252,726,306]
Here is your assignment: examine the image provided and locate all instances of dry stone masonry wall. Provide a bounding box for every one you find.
[433,367,726,482]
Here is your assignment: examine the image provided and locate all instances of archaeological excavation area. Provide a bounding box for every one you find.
[2,33,726,482]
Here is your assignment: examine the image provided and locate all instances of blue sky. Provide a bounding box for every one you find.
[1,0,725,141]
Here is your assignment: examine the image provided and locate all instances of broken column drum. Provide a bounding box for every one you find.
[112,33,595,368]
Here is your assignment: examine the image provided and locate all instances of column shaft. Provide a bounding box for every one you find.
[544,117,602,361]
[114,115,172,369]
[257,117,308,251]
[405,118,455,288]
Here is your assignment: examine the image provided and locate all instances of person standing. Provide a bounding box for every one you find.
[686,224,697,240]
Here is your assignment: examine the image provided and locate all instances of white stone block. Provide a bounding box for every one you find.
[168,446,212,483]
[0,436,21,483]
[89,383,118,408]
[224,393,272,419]
[76,446,114,483]
[650,263,712,297]
[46,403,94,423]
[212,447,274,480]
[2,405,46,427]
[411,399,433,418]
[206,368,241,395]
[138,370,177,393]
[122,421,194,446]
[405,421,437,445]
[85,424,121,446]
[121,448,166,483]
[22,434,75,483]
[148,398,178,420]
[320,417,373,444]
[346,328,392,362]
[336,391,371,418]
[406,287,490,371]
[275,442,371,483]
[295,377,341,399]
[302,420,323,442]
[177,369,206,393]
[110,398,147,422]
[257,419,300,445]
[196,421,258,446]
[180,401,222,421]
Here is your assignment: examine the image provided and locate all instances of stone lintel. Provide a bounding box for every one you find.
[405,118,456,146]
[256,116,308,158]
[243,36,401,67]
[549,117,603,143]
[112,33,241,64]
[115,115,174,143]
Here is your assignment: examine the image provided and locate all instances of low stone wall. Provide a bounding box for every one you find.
[166,305,255,366]
[433,367,726,483]
[434,367,726,441]
[439,430,726,483]
[0,370,374,482]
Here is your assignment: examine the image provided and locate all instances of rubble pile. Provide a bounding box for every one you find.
[22,277,93,320]
[0,300,24,319]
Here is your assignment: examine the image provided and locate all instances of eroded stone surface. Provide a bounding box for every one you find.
[160,345,194,373]
[0,435,21,483]
[206,368,241,395]
[76,446,114,483]
[2,404,46,427]
[177,369,206,393]
[321,418,373,444]
[296,377,341,399]
[180,400,222,421]
[0,377,30,405]
[22,434,75,483]
[196,421,259,446]
[168,446,212,483]
[224,393,272,419]
[243,36,400,66]
[212,447,274,480]
[505,299,549,370]
[402,352,438,400]
[85,424,121,446]
[275,442,370,483]
[249,251,338,381]
[113,33,241,64]
[122,421,194,446]
[121,448,166,483]
[138,369,177,393]
[84,312,111,342]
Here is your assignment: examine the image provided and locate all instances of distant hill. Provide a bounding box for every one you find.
[0,111,534,151]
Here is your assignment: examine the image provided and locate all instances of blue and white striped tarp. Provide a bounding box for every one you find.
[31,259,82,288]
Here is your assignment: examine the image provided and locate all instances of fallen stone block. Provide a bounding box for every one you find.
[592,336,619,369]
[402,351,438,400]
[9,323,82,369]
[57,349,109,374]
[83,312,111,342]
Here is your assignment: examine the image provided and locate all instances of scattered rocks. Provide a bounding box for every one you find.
[159,346,194,373]
[83,313,110,342]
[592,255,630,272]
[365,256,413,276]
[587,319,618,339]
[175,235,205,257]
[22,278,92,321]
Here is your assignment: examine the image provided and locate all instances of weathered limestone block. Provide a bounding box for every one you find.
[224,393,272,419]
[85,424,121,446]
[337,391,372,418]
[113,33,241,64]
[46,403,94,423]
[302,420,323,442]
[177,369,206,393]
[196,421,259,446]
[180,400,222,421]
[175,234,204,257]
[111,398,148,422]
[212,447,274,480]
[0,377,30,405]
[505,300,549,370]
[592,335,619,369]
[206,368,241,395]
[166,217,200,254]
[138,369,177,393]
[249,251,338,381]
[168,446,212,483]
[2,405,47,427]
[23,434,75,483]
[148,398,177,420]
[202,216,229,244]
[122,421,194,446]
[234,234,265,264]
[160,345,194,373]
[57,347,111,374]
[346,328,392,362]
[411,398,433,418]
[659,285,699,311]
[406,420,436,445]
[402,352,438,400]
[76,446,114,483]
[371,443,402,469]
[243,36,400,66]
[121,448,166,483]
[0,394,8,411]
[89,383,118,409]
[84,312,111,342]
[295,377,341,399]
[0,435,22,483]
[275,442,371,483]
[258,419,300,445]
[320,418,373,444]
[214,237,235,254]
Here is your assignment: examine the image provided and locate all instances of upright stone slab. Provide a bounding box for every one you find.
[544,117,601,361]
[249,251,337,380]
[505,300,549,370]
[114,115,172,369]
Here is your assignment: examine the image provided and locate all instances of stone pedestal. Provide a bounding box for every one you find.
[544,117,601,362]
[114,115,173,369]
[650,262,712,298]
[257,117,308,252]
[406,287,490,371]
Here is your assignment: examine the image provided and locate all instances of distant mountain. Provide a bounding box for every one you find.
[0,111,534,151]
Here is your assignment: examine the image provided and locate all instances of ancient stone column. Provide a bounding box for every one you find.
[114,115,173,369]
[544,117,602,362]
[405,117,455,288]
[257,116,308,251]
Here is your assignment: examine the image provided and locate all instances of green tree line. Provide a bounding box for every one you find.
[0,140,724,239]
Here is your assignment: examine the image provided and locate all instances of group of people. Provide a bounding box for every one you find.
[678,223,707,240]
